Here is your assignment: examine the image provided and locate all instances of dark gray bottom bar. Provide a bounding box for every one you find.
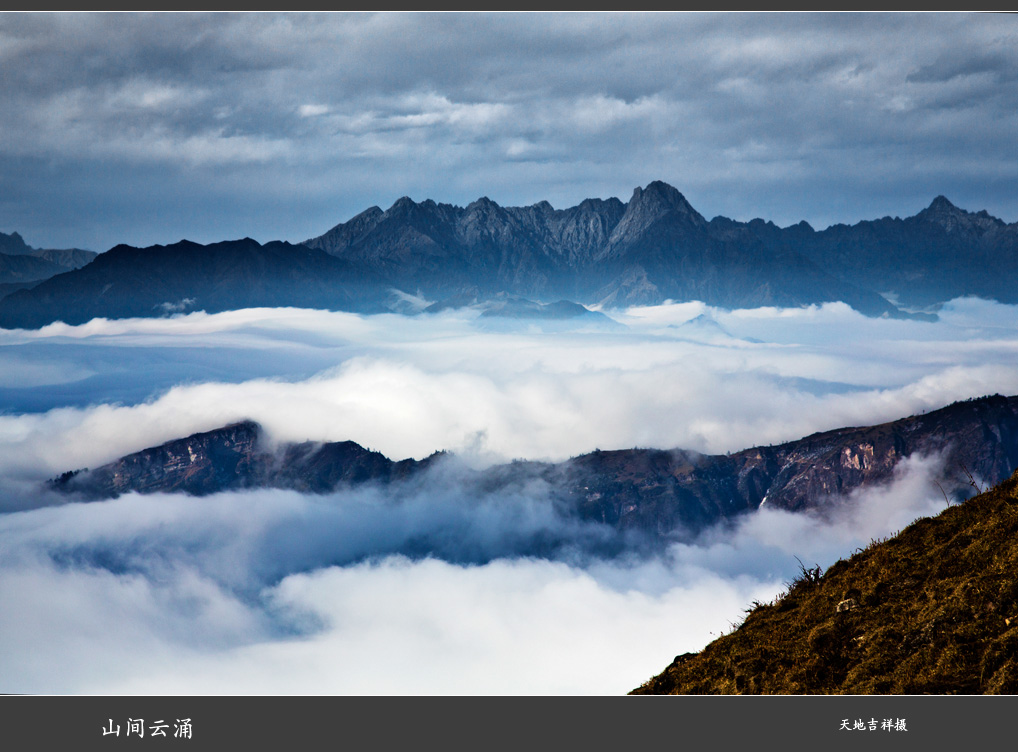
[0,695,1007,750]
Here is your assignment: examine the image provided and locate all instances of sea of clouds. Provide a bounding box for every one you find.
[1,297,1016,693]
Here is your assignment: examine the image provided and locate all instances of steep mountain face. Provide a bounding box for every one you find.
[0,237,387,329]
[588,183,895,313]
[632,469,1018,694]
[522,394,1018,533]
[304,195,592,300]
[52,395,1018,537]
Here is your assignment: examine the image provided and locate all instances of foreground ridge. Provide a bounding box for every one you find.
[51,395,1018,537]
[631,470,1018,695]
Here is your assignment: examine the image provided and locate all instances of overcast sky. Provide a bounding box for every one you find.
[2,12,1016,251]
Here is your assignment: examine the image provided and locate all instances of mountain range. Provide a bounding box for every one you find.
[51,394,1018,537]
[2,182,1016,329]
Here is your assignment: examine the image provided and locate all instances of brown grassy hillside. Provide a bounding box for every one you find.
[632,470,1018,694]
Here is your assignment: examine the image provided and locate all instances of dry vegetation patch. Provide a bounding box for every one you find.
[632,470,1018,694]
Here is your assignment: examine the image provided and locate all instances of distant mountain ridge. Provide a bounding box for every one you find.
[303,181,899,316]
[303,182,1018,313]
[3,182,1018,329]
[0,238,388,329]
[0,230,97,292]
[52,394,1018,536]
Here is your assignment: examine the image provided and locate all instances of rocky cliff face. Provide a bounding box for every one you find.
[516,395,1018,533]
[52,395,1018,538]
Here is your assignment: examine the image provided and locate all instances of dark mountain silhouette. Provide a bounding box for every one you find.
[305,184,1018,314]
[5,182,1017,329]
[800,196,1018,308]
[0,237,388,329]
[632,468,1018,694]
[52,394,1018,537]
[0,231,36,256]
[304,181,899,316]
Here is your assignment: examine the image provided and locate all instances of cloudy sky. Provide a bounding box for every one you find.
[4,12,1018,697]
[2,12,1016,251]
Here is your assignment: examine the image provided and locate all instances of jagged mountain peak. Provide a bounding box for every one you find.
[629,181,706,224]
[387,196,420,215]
[915,194,1003,234]
[927,194,958,212]
[0,230,37,257]
[605,181,708,251]
[465,196,505,216]
[630,180,699,215]
[14,182,1018,331]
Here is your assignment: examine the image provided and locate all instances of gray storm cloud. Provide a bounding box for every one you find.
[1,12,1015,250]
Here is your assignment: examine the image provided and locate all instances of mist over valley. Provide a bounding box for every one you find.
[3,294,1018,693]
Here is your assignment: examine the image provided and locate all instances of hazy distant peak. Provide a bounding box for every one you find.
[465,196,501,212]
[928,195,956,211]
[0,230,32,255]
[388,196,419,214]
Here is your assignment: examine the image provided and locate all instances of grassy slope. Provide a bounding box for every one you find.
[632,471,1018,695]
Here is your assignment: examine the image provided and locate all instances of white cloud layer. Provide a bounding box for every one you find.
[0,299,1014,693]
[3,298,1018,477]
